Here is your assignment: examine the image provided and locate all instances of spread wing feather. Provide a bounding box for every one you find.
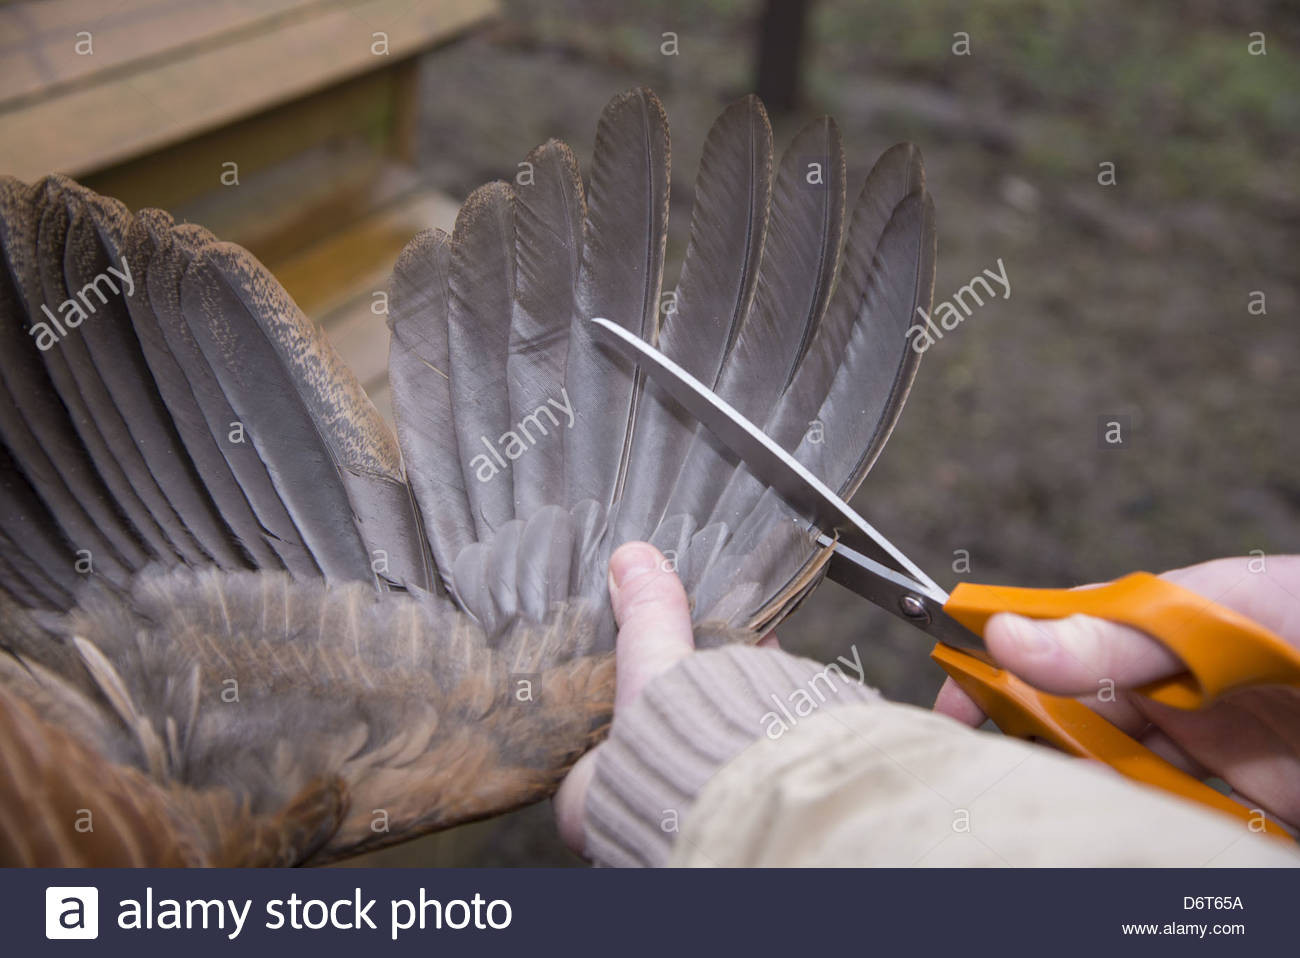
[0,91,936,865]
[509,141,584,518]
[0,229,141,583]
[120,210,290,573]
[561,88,670,511]
[708,144,935,530]
[64,187,249,571]
[613,96,773,541]
[387,228,475,587]
[662,117,846,525]
[447,183,517,540]
[30,183,186,563]
[187,236,433,591]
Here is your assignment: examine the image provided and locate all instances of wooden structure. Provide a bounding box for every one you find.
[0,0,494,422]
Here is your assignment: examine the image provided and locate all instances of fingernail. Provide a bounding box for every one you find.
[608,543,659,602]
[999,613,1055,656]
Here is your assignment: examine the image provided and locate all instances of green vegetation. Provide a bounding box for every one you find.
[809,0,1299,201]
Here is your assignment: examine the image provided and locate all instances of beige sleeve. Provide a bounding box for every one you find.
[582,645,1300,867]
[670,699,1300,867]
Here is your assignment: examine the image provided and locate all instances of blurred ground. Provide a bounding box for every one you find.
[348,0,1300,865]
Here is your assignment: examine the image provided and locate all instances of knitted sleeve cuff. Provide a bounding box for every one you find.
[583,644,880,867]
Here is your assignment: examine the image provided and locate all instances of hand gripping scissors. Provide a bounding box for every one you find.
[591,316,1300,838]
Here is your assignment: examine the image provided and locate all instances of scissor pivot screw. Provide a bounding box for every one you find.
[899,595,931,624]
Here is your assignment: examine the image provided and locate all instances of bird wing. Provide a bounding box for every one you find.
[0,89,936,865]
[398,90,935,640]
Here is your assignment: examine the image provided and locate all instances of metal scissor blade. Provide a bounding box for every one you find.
[822,535,981,649]
[589,316,945,603]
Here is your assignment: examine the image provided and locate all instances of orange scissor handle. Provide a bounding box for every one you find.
[930,643,1291,838]
[943,572,1300,710]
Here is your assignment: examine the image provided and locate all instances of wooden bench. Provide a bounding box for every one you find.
[1,0,494,422]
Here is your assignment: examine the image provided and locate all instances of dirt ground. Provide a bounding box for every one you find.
[346,0,1300,866]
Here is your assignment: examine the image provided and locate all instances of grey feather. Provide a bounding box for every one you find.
[568,498,609,601]
[140,216,320,578]
[508,141,584,518]
[614,96,773,541]
[486,518,524,630]
[179,240,426,588]
[61,186,250,571]
[32,186,186,563]
[0,446,75,607]
[561,87,670,511]
[119,210,285,572]
[647,512,695,587]
[662,117,846,525]
[789,187,935,492]
[708,144,935,528]
[451,541,496,634]
[0,536,60,612]
[387,228,475,587]
[447,183,517,539]
[776,144,932,484]
[516,505,575,622]
[0,201,139,583]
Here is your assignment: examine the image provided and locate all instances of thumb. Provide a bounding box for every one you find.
[554,542,695,857]
[984,611,1182,696]
[607,541,696,710]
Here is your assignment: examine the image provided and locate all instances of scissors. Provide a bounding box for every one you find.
[591,316,1300,838]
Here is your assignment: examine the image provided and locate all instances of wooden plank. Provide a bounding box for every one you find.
[366,380,394,429]
[389,57,421,164]
[274,185,458,319]
[0,0,166,39]
[0,0,498,179]
[322,296,392,397]
[0,0,320,107]
[168,137,411,266]
[82,70,405,254]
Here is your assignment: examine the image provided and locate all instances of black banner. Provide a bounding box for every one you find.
[10,867,1290,955]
